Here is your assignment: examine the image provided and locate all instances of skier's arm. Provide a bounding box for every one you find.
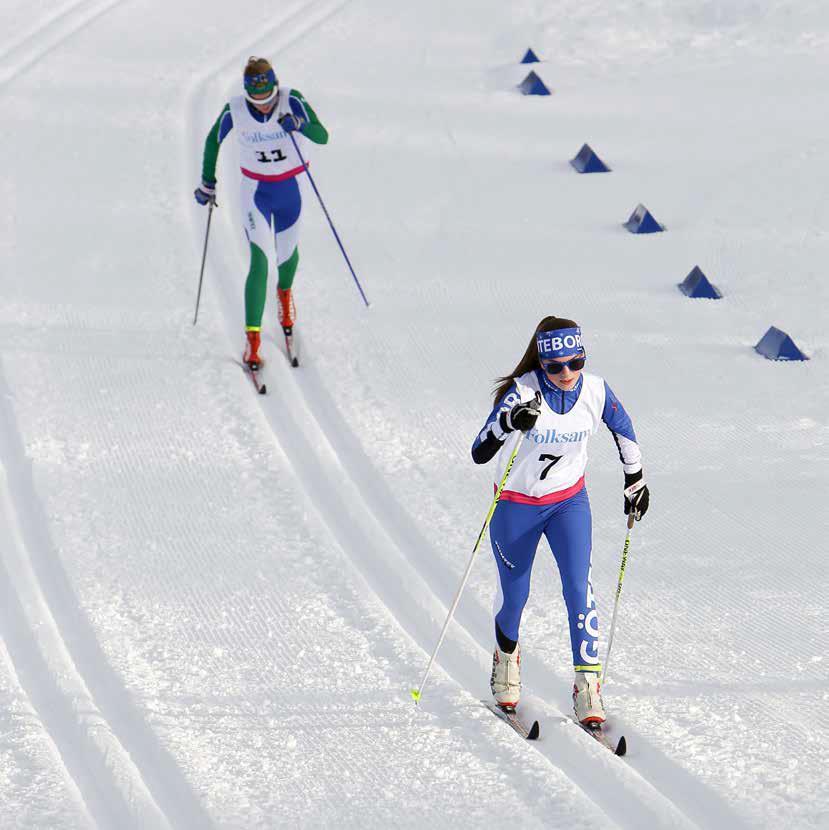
[289,90,329,145]
[471,412,510,465]
[603,382,650,518]
[471,386,540,465]
[201,104,234,185]
[601,381,642,474]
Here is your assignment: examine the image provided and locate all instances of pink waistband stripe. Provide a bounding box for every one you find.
[241,163,308,182]
[498,476,585,505]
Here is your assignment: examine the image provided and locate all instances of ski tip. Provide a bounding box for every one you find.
[259,384,267,395]
[291,357,299,367]
[527,720,540,740]
[615,735,627,756]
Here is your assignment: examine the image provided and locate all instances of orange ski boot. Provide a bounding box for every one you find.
[243,330,263,370]
[277,288,299,366]
[277,287,295,332]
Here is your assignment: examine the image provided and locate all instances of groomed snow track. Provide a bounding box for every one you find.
[2,0,822,826]
[0,362,216,830]
[0,0,129,89]
[0,2,219,827]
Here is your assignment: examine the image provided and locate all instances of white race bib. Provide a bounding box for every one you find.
[229,90,306,180]
[494,372,605,498]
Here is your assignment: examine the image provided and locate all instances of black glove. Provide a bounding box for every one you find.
[624,470,650,520]
[499,392,541,433]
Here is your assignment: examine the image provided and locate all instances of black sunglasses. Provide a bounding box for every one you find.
[540,355,586,375]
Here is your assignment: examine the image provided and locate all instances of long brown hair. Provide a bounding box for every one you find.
[492,316,579,404]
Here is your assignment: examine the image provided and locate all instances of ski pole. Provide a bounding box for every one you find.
[410,431,523,704]
[288,132,370,308]
[193,202,214,326]
[602,512,635,686]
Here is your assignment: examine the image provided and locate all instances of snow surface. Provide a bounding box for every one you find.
[1,0,828,827]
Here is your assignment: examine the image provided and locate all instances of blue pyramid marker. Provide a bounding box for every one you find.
[570,143,611,173]
[521,48,540,64]
[518,71,551,96]
[624,203,664,234]
[678,266,722,299]
[754,326,809,361]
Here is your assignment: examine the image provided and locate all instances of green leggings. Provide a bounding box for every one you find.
[244,243,299,331]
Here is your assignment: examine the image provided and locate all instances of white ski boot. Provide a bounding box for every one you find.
[573,671,605,725]
[490,645,521,708]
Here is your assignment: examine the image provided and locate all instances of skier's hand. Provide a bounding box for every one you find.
[500,392,542,433]
[624,470,649,520]
[194,181,217,207]
[279,113,304,133]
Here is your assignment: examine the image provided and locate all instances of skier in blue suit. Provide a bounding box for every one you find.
[472,316,650,724]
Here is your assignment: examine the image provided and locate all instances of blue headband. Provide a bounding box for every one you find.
[536,327,584,359]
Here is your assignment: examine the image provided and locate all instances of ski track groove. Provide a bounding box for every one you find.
[188,71,717,830]
[0,0,130,89]
[0,5,220,827]
[0,362,174,830]
[0,0,89,60]
[183,0,354,108]
[0,360,219,830]
[0,491,130,829]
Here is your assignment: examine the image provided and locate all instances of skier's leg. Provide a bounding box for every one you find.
[277,247,299,328]
[238,178,275,365]
[489,500,544,645]
[543,488,599,673]
[488,500,544,706]
[277,247,299,290]
[272,177,302,326]
[543,488,606,723]
[244,244,269,330]
[240,177,275,333]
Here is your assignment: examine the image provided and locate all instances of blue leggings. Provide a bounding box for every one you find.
[489,487,600,672]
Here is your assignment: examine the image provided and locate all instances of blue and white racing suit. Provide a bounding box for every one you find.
[472,369,642,673]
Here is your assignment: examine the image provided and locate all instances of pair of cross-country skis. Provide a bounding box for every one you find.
[484,700,627,756]
[238,325,299,395]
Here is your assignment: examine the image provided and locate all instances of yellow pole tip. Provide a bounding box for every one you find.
[410,689,421,702]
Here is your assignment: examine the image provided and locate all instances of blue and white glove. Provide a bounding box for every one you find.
[194,181,216,206]
[278,112,304,133]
